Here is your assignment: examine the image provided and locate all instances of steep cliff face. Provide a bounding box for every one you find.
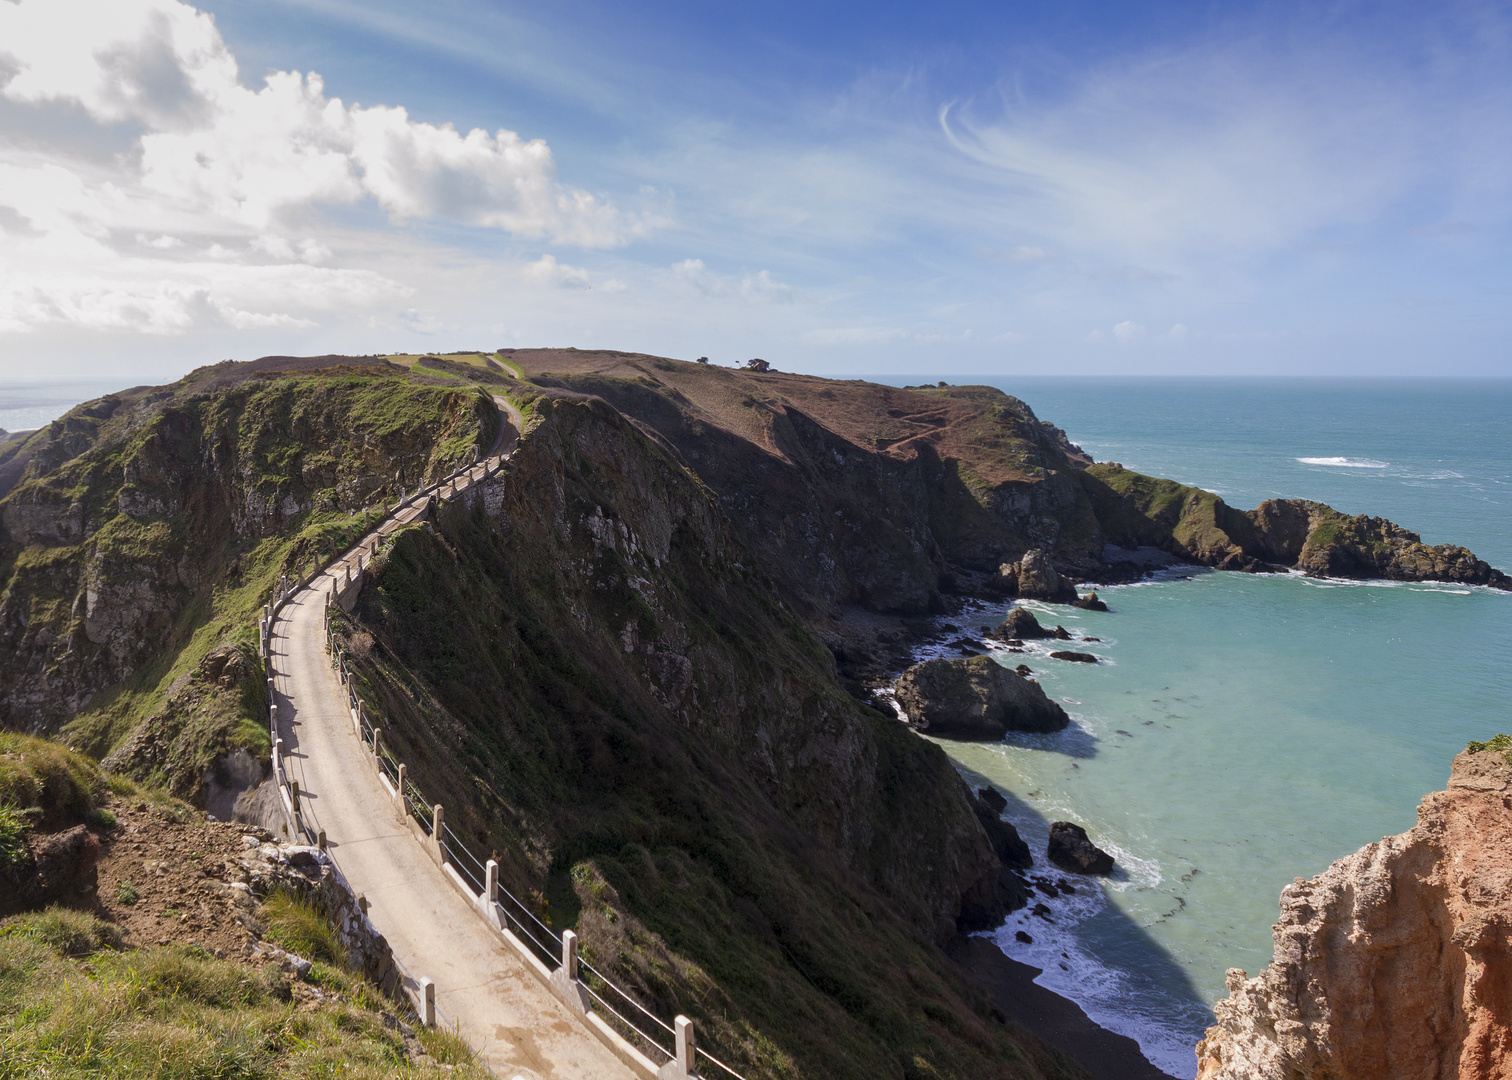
[335,392,1063,1079]
[517,351,1103,613]
[1195,749,1512,1080]
[1085,463,1510,588]
[0,361,491,768]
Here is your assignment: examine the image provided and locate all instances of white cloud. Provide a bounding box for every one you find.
[739,269,795,303]
[1167,323,1189,339]
[0,0,643,339]
[673,258,720,295]
[1113,320,1146,343]
[527,254,591,289]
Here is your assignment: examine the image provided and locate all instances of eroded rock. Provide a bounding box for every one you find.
[894,656,1069,739]
[1195,748,1512,1080]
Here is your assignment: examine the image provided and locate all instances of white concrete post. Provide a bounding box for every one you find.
[420,977,436,1027]
[432,803,444,840]
[396,763,407,814]
[485,859,499,905]
[674,1016,695,1075]
[372,728,382,771]
[562,929,579,981]
[290,779,300,809]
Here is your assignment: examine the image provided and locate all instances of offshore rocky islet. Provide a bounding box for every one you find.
[0,348,1505,1079]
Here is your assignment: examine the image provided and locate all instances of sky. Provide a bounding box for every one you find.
[0,0,1509,381]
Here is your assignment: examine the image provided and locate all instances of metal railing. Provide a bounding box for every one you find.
[263,433,743,1078]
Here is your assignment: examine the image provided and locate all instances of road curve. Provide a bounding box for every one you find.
[270,395,635,1080]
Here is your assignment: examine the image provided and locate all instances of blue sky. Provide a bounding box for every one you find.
[0,0,1508,379]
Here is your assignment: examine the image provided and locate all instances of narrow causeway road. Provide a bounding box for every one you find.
[269,397,637,1080]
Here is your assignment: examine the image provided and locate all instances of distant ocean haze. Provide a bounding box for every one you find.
[883,376,1512,1078]
[0,378,156,434]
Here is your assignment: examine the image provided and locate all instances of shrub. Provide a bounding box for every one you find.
[0,803,38,869]
[1466,734,1512,766]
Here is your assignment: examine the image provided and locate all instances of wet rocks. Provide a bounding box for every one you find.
[995,607,1051,640]
[1049,650,1099,663]
[894,656,1070,739]
[1069,591,1108,612]
[1047,821,1115,875]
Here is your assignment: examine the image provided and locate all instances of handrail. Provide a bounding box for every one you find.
[263,411,740,1079]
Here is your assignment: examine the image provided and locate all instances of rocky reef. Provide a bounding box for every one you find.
[894,655,1070,738]
[1195,746,1512,1080]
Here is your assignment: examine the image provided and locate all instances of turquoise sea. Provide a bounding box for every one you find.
[908,378,1512,1077]
[7,373,1508,1076]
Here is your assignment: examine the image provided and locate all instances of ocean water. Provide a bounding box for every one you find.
[0,378,141,435]
[908,378,1512,1077]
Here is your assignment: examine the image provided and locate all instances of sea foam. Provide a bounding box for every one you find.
[1295,456,1389,468]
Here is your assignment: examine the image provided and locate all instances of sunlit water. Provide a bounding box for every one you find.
[9,374,1509,1076]
[891,378,1512,1077]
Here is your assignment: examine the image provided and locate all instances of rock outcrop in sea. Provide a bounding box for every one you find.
[1196,746,1512,1080]
[895,656,1071,738]
[1046,821,1115,876]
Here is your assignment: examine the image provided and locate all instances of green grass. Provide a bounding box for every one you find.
[0,733,105,825]
[1466,734,1512,767]
[0,803,37,869]
[260,889,345,967]
[0,912,485,1080]
[0,907,121,955]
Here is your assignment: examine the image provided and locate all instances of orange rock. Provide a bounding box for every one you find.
[1196,749,1512,1080]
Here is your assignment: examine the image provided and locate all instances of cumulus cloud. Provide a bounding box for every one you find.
[0,0,641,337]
[527,254,591,289]
[1113,320,1146,343]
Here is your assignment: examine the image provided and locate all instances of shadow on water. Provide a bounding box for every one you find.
[952,758,1214,1072]
[997,717,1102,760]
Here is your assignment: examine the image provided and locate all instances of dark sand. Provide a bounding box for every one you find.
[948,936,1181,1080]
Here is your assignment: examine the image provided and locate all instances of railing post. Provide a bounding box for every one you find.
[562,928,578,980]
[420,977,435,1027]
[432,802,444,840]
[317,828,327,851]
[485,859,499,906]
[396,763,407,814]
[372,728,382,768]
[290,779,300,810]
[675,1015,696,1075]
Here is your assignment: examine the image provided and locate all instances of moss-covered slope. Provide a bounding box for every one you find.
[0,361,495,802]
[334,392,1080,1080]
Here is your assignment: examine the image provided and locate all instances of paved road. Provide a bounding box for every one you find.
[270,398,635,1080]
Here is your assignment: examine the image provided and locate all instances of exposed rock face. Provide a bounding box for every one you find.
[1049,650,1099,664]
[1196,749,1512,1080]
[996,607,1051,639]
[1047,821,1114,875]
[1069,591,1108,611]
[1006,548,1079,602]
[895,656,1071,739]
[1084,463,1511,588]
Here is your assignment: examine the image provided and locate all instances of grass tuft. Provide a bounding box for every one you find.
[0,907,121,956]
[260,888,345,966]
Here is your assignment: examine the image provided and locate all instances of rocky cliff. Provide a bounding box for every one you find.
[1195,746,1512,1080]
[332,390,1068,1078]
[0,359,490,754]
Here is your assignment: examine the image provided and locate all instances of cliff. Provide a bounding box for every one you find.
[1195,745,1512,1080]
[334,391,1062,1078]
[1085,464,1510,588]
